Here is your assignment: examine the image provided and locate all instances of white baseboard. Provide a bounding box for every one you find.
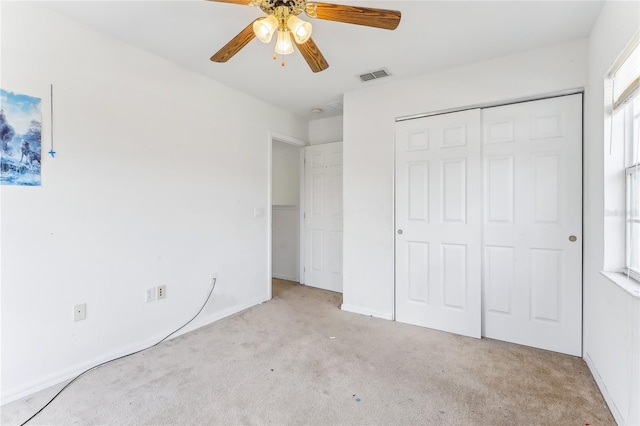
[0,296,268,406]
[341,303,393,320]
[584,351,624,425]
[272,273,299,282]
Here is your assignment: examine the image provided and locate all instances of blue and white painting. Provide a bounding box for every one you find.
[1,89,42,186]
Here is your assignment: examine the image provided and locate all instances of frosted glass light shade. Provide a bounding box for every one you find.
[275,30,294,55]
[253,15,278,43]
[287,15,312,44]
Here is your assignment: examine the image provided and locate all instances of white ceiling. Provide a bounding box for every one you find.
[39,0,603,121]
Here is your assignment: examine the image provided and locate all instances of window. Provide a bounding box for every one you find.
[624,97,640,279]
[609,35,640,282]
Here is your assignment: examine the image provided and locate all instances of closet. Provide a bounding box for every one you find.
[394,94,582,356]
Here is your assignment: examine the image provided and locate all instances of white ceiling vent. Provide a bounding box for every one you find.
[358,68,391,83]
[326,101,344,113]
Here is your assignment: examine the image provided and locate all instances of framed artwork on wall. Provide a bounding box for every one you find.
[0,89,42,186]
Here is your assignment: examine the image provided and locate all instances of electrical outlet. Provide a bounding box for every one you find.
[145,287,156,303]
[210,272,217,280]
[157,285,166,300]
[74,303,86,322]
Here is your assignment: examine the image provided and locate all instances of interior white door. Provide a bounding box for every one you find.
[481,94,583,356]
[395,109,482,338]
[304,142,343,292]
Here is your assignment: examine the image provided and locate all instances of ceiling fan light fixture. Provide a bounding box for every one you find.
[209,0,401,74]
[287,15,312,44]
[253,15,278,43]
[275,29,294,55]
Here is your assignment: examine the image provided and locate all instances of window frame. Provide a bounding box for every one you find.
[626,164,640,281]
[607,33,640,285]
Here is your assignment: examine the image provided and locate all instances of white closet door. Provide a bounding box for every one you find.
[395,109,482,338]
[304,142,343,293]
[482,94,583,356]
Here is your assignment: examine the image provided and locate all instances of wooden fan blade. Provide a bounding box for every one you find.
[311,2,401,30]
[206,0,252,5]
[211,19,258,63]
[293,35,329,73]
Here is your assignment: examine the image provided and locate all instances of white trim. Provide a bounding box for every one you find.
[0,296,269,405]
[341,303,393,320]
[392,117,397,321]
[299,147,305,284]
[272,274,299,282]
[584,352,624,425]
[270,131,307,148]
[626,165,640,279]
[600,271,640,299]
[267,134,273,300]
[396,88,584,122]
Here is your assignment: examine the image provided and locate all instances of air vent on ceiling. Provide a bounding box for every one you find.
[359,68,391,83]
[326,101,344,113]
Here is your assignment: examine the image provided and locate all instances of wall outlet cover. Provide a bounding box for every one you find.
[157,285,166,300]
[146,287,156,303]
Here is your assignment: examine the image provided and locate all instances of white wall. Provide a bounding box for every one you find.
[583,2,640,424]
[272,141,300,206]
[342,39,588,319]
[0,3,307,403]
[271,141,300,281]
[271,206,299,281]
[308,115,343,145]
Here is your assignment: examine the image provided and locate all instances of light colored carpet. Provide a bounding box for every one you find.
[2,279,614,425]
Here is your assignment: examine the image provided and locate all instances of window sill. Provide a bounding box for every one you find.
[600,271,640,299]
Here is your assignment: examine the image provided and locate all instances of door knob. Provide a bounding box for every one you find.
[569,235,577,242]
[397,229,403,235]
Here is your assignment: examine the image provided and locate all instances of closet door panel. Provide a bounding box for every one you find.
[481,94,583,356]
[395,109,482,339]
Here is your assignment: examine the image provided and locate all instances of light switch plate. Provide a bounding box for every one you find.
[74,303,86,321]
[145,287,156,303]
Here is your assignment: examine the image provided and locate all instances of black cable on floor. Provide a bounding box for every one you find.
[20,277,217,426]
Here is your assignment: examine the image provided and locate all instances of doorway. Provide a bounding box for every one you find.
[272,139,303,282]
[269,135,344,298]
[270,134,306,299]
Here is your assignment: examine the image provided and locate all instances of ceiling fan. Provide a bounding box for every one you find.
[207,0,401,73]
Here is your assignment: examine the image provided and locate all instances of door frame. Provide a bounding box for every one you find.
[393,88,585,324]
[267,131,307,300]
[396,88,585,123]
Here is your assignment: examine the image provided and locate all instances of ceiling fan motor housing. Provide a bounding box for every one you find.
[259,0,308,16]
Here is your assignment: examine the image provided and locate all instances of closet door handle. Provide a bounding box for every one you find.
[569,235,577,242]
